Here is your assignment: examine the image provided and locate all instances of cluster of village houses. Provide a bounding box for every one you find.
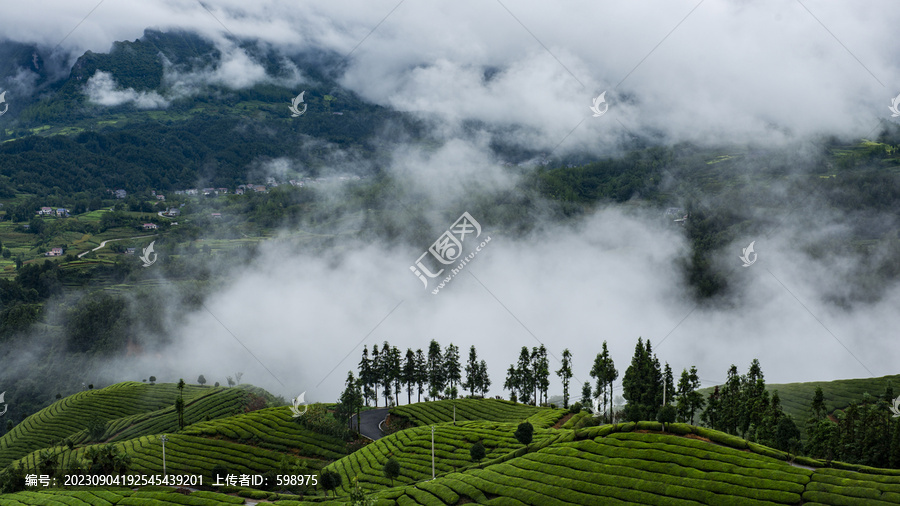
[35,176,364,256]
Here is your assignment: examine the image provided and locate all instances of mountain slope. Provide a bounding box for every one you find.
[0,382,256,469]
[1,385,900,504]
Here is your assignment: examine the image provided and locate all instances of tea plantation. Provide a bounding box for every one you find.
[1,381,899,505]
[699,373,900,426]
[389,399,566,428]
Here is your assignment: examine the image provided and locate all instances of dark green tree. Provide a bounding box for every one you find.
[175,378,185,429]
[504,365,519,403]
[84,443,131,475]
[740,359,768,437]
[87,416,106,441]
[358,346,374,406]
[514,421,534,447]
[810,386,827,422]
[389,345,403,406]
[622,338,662,422]
[444,343,462,398]
[658,404,676,431]
[321,470,342,497]
[890,418,900,468]
[533,345,550,406]
[477,359,491,397]
[337,371,363,431]
[383,457,400,486]
[756,390,784,447]
[470,440,486,461]
[402,348,417,404]
[556,348,573,409]
[663,363,675,404]
[719,365,742,435]
[590,344,610,418]
[371,344,381,406]
[426,340,444,400]
[515,347,534,405]
[197,374,206,386]
[675,366,704,425]
[463,345,479,397]
[700,386,720,429]
[775,416,802,454]
[580,381,592,407]
[380,341,395,407]
[414,349,427,402]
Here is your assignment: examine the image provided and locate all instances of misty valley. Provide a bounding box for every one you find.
[1,7,900,506]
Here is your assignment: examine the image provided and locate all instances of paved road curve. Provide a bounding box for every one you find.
[352,407,390,441]
[76,234,157,258]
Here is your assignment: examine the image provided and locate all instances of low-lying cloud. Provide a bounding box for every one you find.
[85,71,169,108]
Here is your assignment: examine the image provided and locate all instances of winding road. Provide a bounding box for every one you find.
[77,234,157,258]
[352,407,390,441]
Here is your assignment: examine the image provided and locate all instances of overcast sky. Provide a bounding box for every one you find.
[5,1,900,403]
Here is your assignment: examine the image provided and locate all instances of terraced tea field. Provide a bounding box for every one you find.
[0,487,246,506]
[322,420,564,495]
[180,407,348,460]
[366,423,900,505]
[0,382,253,469]
[390,399,566,428]
[2,382,900,505]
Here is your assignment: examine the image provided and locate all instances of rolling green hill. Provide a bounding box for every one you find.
[321,420,565,496]
[0,382,261,469]
[700,373,900,426]
[367,422,900,506]
[2,383,900,505]
[768,374,900,423]
[389,399,567,429]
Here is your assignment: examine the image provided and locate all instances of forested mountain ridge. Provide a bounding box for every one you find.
[0,30,419,194]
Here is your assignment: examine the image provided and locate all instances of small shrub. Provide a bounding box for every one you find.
[321,470,342,497]
[470,441,486,461]
[383,457,400,486]
[657,405,676,429]
[514,422,534,446]
[211,464,229,485]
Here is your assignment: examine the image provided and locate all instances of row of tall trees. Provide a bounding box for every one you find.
[805,386,900,468]
[357,340,490,407]
[503,345,550,405]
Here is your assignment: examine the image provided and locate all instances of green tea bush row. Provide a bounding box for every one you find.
[520,449,802,502]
